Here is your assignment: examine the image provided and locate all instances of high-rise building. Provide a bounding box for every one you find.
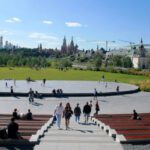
[5,41,9,49]
[38,43,42,51]
[0,36,3,49]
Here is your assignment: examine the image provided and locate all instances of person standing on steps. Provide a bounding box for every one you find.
[95,101,100,115]
[54,102,64,129]
[83,102,91,124]
[63,103,73,130]
[74,103,81,123]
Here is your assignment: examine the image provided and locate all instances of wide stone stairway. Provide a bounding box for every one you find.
[34,116,123,150]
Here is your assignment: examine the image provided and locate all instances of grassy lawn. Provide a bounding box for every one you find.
[0,67,148,84]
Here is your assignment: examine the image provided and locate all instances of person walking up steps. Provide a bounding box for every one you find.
[83,102,91,124]
[54,102,64,129]
[63,103,73,130]
[74,103,81,123]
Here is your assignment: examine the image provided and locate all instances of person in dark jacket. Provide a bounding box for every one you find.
[95,101,100,115]
[12,108,20,119]
[83,102,91,124]
[26,109,33,120]
[131,109,142,120]
[8,118,19,139]
[74,103,81,123]
[10,86,14,95]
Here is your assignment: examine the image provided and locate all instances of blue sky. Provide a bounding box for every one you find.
[0,0,150,49]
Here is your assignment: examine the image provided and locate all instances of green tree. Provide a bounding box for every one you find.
[94,56,102,70]
[122,56,133,68]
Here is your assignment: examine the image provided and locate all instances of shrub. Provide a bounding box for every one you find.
[139,80,150,92]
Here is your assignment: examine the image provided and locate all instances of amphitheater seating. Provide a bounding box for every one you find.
[0,114,52,145]
[94,113,150,143]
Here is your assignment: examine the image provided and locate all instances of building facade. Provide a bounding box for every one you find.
[132,39,148,69]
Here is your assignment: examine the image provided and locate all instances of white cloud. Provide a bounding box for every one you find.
[5,17,22,23]
[89,40,106,44]
[43,20,53,25]
[65,22,82,27]
[29,32,58,41]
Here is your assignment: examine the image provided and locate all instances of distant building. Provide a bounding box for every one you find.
[106,39,149,69]
[38,43,42,51]
[0,36,3,49]
[132,39,148,69]
[61,36,78,55]
[61,36,67,54]
[5,41,9,49]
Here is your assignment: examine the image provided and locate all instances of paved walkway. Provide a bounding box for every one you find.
[0,80,138,93]
[34,117,124,150]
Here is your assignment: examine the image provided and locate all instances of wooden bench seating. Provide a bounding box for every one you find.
[0,114,52,145]
[94,113,150,143]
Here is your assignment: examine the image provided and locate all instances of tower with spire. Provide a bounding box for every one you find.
[139,38,145,57]
[61,36,67,54]
[68,36,75,54]
[132,38,148,69]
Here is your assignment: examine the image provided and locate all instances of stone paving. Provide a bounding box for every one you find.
[0,81,149,150]
[0,80,138,93]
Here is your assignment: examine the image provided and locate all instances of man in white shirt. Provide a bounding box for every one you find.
[54,102,64,129]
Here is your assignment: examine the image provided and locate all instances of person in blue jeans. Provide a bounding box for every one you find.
[54,102,64,129]
[74,103,81,123]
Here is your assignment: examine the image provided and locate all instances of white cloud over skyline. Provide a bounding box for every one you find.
[5,17,22,23]
[65,22,82,27]
[29,32,58,41]
[43,20,53,25]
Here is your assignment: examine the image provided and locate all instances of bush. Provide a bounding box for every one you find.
[139,80,150,92]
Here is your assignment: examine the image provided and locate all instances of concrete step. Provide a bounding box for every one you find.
[34,142,124,150]
[40,136,114,143]
[48,126,102,132]
[44,131,107,136]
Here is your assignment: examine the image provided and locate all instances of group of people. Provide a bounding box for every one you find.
[9,108,33,139]
[0,108,33,139]
[52,89,63,96]
[12,108,33,120]
[54,101,100,130]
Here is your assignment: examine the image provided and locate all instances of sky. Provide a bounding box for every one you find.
[0,0,150,50]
